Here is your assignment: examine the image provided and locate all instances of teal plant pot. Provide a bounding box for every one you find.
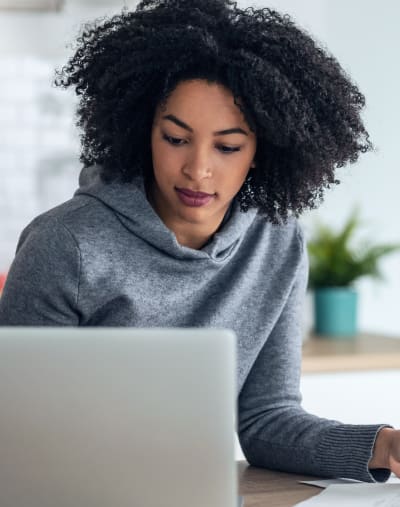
[314,287,358,338]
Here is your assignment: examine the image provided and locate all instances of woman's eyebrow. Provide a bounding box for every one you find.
[162,114,249,136]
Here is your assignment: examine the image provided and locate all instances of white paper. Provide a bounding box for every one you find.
[293,483,400,507]
[299,478,360,488]
[299,474,400,489]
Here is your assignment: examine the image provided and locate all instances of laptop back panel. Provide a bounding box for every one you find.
[0,327,237,507]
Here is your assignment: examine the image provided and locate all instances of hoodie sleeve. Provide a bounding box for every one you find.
[0,216,81,326]
[237,228,392,482]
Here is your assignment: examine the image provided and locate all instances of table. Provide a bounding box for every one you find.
[302,333,400,373]
[238,461,322,507]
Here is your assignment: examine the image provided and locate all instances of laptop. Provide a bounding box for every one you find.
[0,327,239,507]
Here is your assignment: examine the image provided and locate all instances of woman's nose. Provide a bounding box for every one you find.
[182,147,212,181]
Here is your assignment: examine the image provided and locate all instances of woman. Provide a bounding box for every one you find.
[1,0,399,481]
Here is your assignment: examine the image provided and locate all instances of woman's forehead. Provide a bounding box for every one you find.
[154,79,249,129]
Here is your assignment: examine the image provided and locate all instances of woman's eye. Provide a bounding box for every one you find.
[218,145,241,154]
[163,134,186,146]
[162,134,240,154]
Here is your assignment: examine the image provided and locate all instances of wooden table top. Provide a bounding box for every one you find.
[238,461,322,507]
[302,333,400,373]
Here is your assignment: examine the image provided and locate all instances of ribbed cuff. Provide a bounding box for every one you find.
[315,424,393,482]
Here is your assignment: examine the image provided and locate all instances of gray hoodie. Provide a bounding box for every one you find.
[0,167,391,481]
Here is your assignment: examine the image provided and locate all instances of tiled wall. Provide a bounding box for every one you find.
[0,57,81,272]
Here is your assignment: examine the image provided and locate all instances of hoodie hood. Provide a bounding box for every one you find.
[75,165,258,263]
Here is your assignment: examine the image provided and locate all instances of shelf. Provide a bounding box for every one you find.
[302,333,400,374]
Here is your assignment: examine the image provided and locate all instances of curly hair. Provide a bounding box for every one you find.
[56,0,372,222]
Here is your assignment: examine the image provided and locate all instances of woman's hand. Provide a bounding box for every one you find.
[369,427,400,477]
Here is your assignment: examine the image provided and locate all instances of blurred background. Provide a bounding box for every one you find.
[0,0,399,337]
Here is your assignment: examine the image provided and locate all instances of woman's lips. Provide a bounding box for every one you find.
[175,188,215,207]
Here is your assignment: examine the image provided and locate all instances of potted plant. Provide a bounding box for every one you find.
[307,210,400,338]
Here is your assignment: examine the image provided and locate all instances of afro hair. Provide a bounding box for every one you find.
[56,0,372,222]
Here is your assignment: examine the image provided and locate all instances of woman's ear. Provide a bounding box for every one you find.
[250,161,256,169]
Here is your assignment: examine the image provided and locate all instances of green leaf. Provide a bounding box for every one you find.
[307,209,400,288]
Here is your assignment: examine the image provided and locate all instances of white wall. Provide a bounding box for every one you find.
[300,1,400,336]
[0,0,399,335]
[0,2,139,59]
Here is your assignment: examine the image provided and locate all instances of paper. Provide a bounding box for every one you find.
[299,478,360,488]
[299,474,400,489]
[293,483,400,507]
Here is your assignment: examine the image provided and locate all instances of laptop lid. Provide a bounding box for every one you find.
[0,327,237,507]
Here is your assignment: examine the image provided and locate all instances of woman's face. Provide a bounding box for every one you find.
[150,79,257,233]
